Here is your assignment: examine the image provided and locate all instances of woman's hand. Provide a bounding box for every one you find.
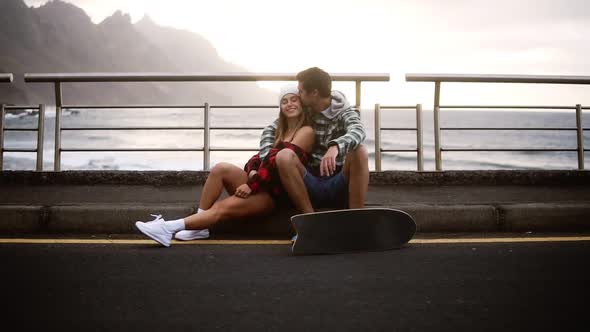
[248,170,258,179]
[234,183,252,199]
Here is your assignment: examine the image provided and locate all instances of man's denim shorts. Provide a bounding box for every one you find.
[303,167,348,209]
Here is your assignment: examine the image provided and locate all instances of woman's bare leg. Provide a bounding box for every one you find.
[199,162,248,210]
[184,192,275,230]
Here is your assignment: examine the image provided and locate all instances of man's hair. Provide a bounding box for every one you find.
[296,67,332,98]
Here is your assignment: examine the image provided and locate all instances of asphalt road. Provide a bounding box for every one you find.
[2,240,589,331]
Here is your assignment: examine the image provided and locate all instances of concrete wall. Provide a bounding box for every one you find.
[1,170,589,237]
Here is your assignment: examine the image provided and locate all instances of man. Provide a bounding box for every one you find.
[262,67,369,214]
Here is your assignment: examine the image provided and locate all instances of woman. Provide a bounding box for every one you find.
[135,85,314,247]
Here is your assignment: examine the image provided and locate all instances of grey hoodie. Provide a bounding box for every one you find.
[320,90,352,119]
[310,90,366,171]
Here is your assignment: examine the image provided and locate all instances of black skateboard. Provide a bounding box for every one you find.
[291,208,416,255]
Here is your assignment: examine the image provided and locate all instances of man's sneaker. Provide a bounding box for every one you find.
[291,234,298,242]
[174,229,210,241]
[135,217,173,247]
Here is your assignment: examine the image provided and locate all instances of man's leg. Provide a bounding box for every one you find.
[342,145,369,208]
[276,149,314,213]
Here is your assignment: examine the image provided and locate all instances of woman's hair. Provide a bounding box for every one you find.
[274,95,311,147]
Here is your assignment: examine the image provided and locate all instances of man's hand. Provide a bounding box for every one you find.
[320,145,339,176]
[234,183,252,199]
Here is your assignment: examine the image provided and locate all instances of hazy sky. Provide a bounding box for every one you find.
[23,0,590,109]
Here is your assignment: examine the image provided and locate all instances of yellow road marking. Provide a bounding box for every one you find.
[411,236,590,244]
[0,237,589,245]
[0,239,291,245]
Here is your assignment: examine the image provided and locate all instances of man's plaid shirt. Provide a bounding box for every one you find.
[258,105,366,173]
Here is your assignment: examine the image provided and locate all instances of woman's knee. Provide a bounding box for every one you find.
[210,162,232,176]
[276,149,297,168]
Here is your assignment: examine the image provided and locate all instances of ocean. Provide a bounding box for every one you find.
[3,106,589,171]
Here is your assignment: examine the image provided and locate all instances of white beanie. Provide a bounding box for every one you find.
[278,84,299,104]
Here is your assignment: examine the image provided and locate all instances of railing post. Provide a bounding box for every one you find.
[374,103,381,171]
[203,102,210,171]
[355,80,361,111]
[0,104,4,171]
[54,83,62,171]
[416,104,424,171]
[433,82,442,171]
[37,104,45,171]
[576,104,584,170]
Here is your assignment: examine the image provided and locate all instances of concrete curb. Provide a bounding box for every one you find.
[0,206,45,233]
[3,170,590,186]
[1,203,589,236]
[502,203,590,232]
[48,205,196,234]
[393,204,500,232]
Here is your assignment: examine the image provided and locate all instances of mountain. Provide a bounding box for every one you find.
[0,0,275,106]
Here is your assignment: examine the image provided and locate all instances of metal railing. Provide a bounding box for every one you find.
[24,72,390,171]
[1,74,46,171]
[374,104,423,171]
[0,104,46,171]
[0,74,13,83]
[55,103,272,171]
[406,74,589,171]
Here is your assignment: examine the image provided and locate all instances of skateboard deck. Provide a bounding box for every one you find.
[291,208,416,255]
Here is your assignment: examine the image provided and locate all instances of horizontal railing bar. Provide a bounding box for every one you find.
[3,148,37,152]
[62,105,205,109]
[25,73,390,83]
[1,74,13,83]
[442,148,578,152]
[210,148,259,152]
[62,105,277,109]
[379,106,419,110]
[61,148,203,152]
[4,106,41,110]
[441,127,577,131]
[60,148,261,152]
[60,127,265,131]
[210,105,276,109]
[211,127,264,130]
[62,127,205,131]
[381,128,418,131]
[406,73,590,85]
[3,128,39,132]
[440,105,576,110]
[381,149,419,152]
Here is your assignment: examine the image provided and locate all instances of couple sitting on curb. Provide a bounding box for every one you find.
[135,67,369,247]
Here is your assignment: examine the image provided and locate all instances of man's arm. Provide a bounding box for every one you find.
[327,107,366,156]
[259,118,278,160]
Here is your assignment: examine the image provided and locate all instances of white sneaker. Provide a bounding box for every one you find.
[145,214,163,223]
[291,234,298,242]
[174,229,210,241]
[135,216,174,247]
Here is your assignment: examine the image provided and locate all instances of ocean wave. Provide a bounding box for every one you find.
[5,112,36,120]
